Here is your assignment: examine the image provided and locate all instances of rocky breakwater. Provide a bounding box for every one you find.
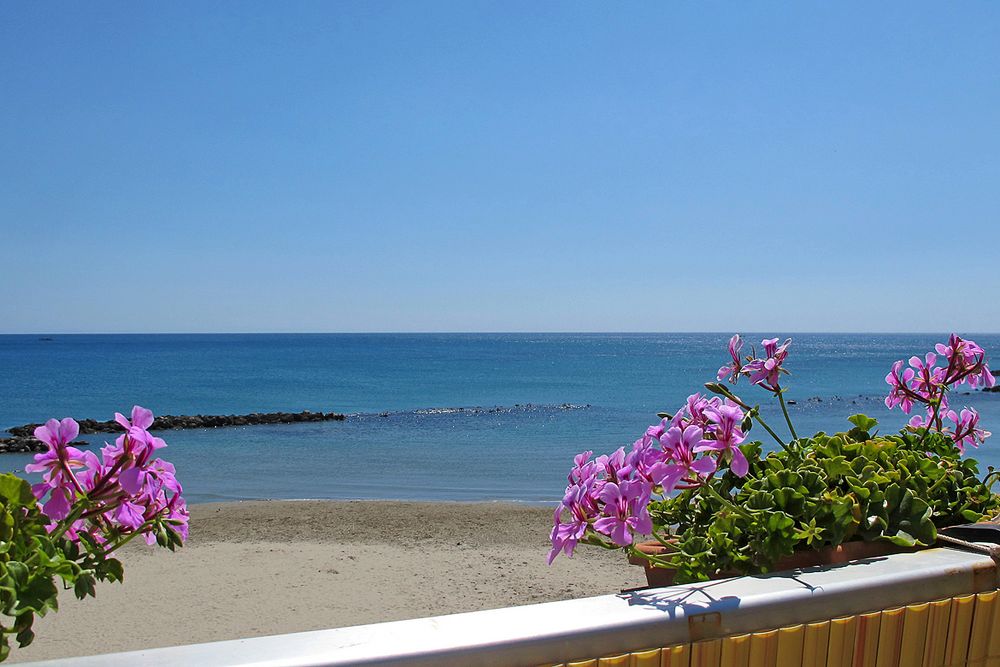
[0,410,346,454]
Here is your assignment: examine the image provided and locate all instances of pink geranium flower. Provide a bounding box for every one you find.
[113,405,167,456]
[548,482,598,563]
[938,335,995,389]
[884,360,917,413]
[948,408,991,452]
[888,336,994,443]
[659,425,717,491]
[701,402,749,477]
[26,407,189,547]
[25,418,98,520]
[670,393,718,430]
[717,334,744,383]
[593,480,652,547]
[745,338,792,391]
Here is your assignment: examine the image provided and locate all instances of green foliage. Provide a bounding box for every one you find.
[647,415,1000,584]
[0,474,128,660]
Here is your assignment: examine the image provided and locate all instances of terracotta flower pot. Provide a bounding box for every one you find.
[629,539,919,588]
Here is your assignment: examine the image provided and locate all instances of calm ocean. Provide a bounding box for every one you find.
[2,333,999,504]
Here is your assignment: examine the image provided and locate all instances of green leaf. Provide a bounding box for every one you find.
[961,509,984,522]
[13,613,34,648]
[15,627,35,648]
[793,518,826,546]
[820,456,852,478]
[73,575,96,600]
[881,531,918,547]
[6,562,27,588]
[97,559,124,584]
[772,488,805,515]
[0,474,36,507]
[16,576,58,615]
[847,414,879,432]
[745,490,776,511]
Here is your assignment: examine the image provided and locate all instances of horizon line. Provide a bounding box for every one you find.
[3,330,998,336]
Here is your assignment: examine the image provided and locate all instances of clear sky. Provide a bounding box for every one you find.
[2,3,998,333]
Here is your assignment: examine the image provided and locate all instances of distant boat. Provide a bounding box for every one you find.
[37,337,54,342]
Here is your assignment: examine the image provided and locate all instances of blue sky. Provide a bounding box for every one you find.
[2,3,999,333]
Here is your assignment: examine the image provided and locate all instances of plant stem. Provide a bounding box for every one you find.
[777,389,798,440]
[627,545,674,568]
[642,553,675,568]
[706,384,790,452]
[105,523,153,554]
[23,504,88,569]
[704,485,755,521]
[651,528,674,548]
[751,410,790,453]
[926,467,954,496]
[47,505,87,542]
[581,533,618,550]
[915,400,943,449]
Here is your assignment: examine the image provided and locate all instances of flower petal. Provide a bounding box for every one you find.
[58,418,79,444]
[131,406,154,430]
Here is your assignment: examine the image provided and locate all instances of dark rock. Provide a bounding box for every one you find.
[0,436,89,454]
[3,409,348,450]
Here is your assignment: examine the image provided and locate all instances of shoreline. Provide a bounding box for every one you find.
[9,499,644,663]
[201,496,562,505]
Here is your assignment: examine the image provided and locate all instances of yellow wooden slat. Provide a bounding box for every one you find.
[659,644,691,667]
[924,598,954,667]
[875,607,905,667]
[548,591,1000,667]
[987,589,1000,667]
[775,624,804,667]
[689,638,721,667]
[801,620,831,667]
[898,602,930,667]
[827,615,859,667]
[627,648,661,667]
[969,591,998,667]
[720,634,751,667]
[748,629,779,667]
[945,594,977,666]
[852,612,881,667]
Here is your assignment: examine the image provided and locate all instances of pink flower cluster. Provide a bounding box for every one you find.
[26,406,188,545]
[717,334,792,392]
[548,394,748,563]
[885,334,994,451]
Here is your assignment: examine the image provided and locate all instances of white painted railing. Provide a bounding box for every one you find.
[23,547,999,666]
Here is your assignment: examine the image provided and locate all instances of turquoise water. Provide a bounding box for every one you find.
[2,333,999,503]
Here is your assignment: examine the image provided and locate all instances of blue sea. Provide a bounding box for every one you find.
[2,333,999,504]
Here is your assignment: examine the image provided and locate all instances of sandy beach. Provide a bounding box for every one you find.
[11,500,645,663]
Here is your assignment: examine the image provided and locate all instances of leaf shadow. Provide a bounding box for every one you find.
[617,555,891,617]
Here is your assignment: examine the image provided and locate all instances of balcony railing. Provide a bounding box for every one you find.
[22,546,1000,667]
